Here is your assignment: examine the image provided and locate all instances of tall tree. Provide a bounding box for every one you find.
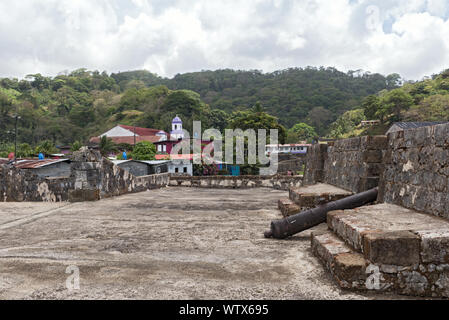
[131,141,156,160]
[287,123,317,143]
[306,107,334,136]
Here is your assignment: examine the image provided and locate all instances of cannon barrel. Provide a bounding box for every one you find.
[264,187,378,239]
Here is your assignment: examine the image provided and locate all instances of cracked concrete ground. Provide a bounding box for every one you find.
[0,187,415,300]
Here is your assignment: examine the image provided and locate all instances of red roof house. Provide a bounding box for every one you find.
[89,125,167,146]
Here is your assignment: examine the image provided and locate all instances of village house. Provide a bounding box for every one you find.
[360,120,380,127]
[88,116,212,176]
[265,143,311,156]
[89,124,168,146]
[154,116,212,154]
[386,121,448,134]
[112,160,170,177]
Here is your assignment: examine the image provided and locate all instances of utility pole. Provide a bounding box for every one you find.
[10,105,20,163]
[14,115,18,163]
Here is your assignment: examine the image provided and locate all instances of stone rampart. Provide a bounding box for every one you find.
[169,175,303,190]
[303,144,328,185]
[379,123,449,218]
[324,136,387,193]
[1,148,169,203]
[0,165,73,202]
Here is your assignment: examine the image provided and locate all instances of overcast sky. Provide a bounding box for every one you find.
[0,0,448,80]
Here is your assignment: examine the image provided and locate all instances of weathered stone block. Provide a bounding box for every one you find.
[362,150,383,163]
[68,188,100,202]
[361,177,380,190]
[416,230,449,264]
[434,123,449,147]
[334,252,367,285]
[278,198,300,217]
[311,231,368,290]
[365,163,384,176]
[363,231,421,266]
[361,135,388,150]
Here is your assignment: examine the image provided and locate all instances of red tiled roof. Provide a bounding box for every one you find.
[118,125,165,137]
[90,135,161,145]
[155,153,212,161]
[155,154,193,160]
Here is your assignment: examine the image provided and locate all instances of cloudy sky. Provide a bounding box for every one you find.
[0,0,448,80]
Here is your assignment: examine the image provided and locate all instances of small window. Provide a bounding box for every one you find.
[163,145,167,152]
[183,167,188,173]
[175,168,179,173]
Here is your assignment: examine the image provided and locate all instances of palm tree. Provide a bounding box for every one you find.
[99,136,117,156]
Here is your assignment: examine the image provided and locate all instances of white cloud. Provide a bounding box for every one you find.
[0,0,448,80]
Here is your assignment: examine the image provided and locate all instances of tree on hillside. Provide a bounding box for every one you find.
[380,89,414,122]
[131,141,156,160]
[328,109,366,139]
[228,106,287,174]
[306,106,334,137]
[287,123,317,143]
[208,109,230,133]
[386,73,402,89]
[404,94,449,122]
[362,95,380,120]
[229,108,287,144]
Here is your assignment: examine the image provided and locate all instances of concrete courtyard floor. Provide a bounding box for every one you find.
[0,187,415,300]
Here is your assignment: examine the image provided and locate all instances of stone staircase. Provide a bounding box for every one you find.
[278,183,352,217]
[312,203,449,297]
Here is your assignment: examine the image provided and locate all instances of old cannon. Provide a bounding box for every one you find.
[264,187,378,239]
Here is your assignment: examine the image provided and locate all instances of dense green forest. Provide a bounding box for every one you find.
[112,67,401,130]
[0,67,400,156]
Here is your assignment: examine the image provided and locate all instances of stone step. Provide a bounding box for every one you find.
[312,228,449,297]
[289,183,352,209]
[278,198,300,217]
[311,231,368,290]
[327,203,449,266]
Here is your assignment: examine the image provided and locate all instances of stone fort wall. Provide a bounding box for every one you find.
[324,136,387,193]
[303,144,328,185]
[379,123,449,218]
[303,136,387,193]
[0,165,73,202]
[0,148,170,203]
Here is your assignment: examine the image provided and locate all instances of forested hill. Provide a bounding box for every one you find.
[328,69,449,139]
[112,68,401,129]
[0,67,399,149]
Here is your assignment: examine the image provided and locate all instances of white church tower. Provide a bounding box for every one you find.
[170,115,185,140]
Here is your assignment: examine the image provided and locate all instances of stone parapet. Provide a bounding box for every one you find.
[303,144,328,185]
[169,175,303,191]
[323,136,387,193]
[0,164,73,202]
